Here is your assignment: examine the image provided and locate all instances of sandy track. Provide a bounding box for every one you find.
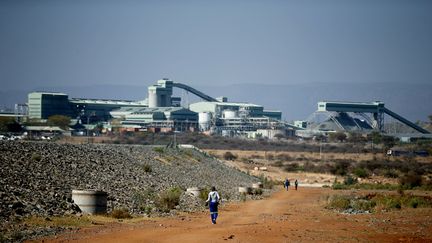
[39,187,432,243]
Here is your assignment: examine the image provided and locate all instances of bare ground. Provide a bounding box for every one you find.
[35,187,432,243]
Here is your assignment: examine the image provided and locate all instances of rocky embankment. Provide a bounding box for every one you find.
[0,141,259,241]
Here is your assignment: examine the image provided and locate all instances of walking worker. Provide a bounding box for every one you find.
[206,186,220,224]
[284,178,290,191]
[295,179,298,190]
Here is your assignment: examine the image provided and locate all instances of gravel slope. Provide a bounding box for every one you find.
[0,141,259,239]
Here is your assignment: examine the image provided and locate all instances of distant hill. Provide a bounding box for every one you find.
[1,82,431,122]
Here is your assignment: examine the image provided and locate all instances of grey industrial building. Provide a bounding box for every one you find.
[296,101,430,138]
[28,92,147,122]
[26,79,289,137]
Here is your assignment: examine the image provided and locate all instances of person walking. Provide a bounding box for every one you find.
[284,178,290,191]
[295,179,298,190]
[206,186,220,224]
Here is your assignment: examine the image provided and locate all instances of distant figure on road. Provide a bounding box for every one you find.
[284,178,290,191]
[295,179,298,190]
[206,186,220,224]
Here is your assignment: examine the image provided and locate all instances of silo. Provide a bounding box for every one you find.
[198,112,212,131]
[148,86,159,108]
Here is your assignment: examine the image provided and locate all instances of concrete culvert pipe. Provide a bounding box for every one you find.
[238,187,251,194]
[186,187,202,197]
[72,190,108,214]
[252,182,263,189]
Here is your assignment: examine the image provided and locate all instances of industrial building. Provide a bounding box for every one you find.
[28,91,147,124]
[26,79,288,137]
[25,80,430,139]
[296,101,430,138]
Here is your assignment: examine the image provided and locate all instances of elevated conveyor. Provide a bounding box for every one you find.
[172,83,218,102]
[317,101,430,134]
[382,108,430,134]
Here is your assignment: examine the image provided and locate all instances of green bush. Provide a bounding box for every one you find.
[111,208,132,219]
[153,147,165,154]
[142,164,152,173]
[273,161,283,167]
[157,187,183,212]
[399,172,423,189]
[331,160,350,176]
[332,183,348,190]
[223,151,237,160]
[373,196,401,210]
[383,169,399,178]
[353,168,369,178]
[31,153,42,162]
[252,188,263,195]
[283,163,300,172]
[259,174,275,189]
[351,199,376,211]
[327,195,351,210]
[199,187,210,202]
[343,175,358,185]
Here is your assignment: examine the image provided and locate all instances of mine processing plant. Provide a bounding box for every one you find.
[299,101,430,136]
[27,79,289,138]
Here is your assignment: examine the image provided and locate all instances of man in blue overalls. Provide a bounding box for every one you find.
[206,186,220,224]
[284,178,290,191]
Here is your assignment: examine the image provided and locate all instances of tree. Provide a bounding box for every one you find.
[329,132,347,142]
[47,115,71,130]
[367,131,382,144]
[347,132,365,143]
[0,117,22,132]
[382,135,397,150]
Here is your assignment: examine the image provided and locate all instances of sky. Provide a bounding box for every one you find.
[1,0,432,90]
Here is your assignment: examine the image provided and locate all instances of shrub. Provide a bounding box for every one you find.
[331,160,350,176]
[372,196,401,210]
[142,164,152,173]
[353,168,369,178]
[258,174,275,189]
[332,183,348,190]
[283,163,300,172]
[153,147,164,154]
[31,153,42,162]
[273,161,283,167]
[240,193,247,202]
[399,172,423,189]
[351,199,376,212]
[327,195,351,210]
[199,187,210,202]
[111,208,132,219]
[266,153,274,160]
[343,175,358,185]
[157,187,183,212]
[383,169,399,178]
[251,188,263,195]
[223,151,237,160]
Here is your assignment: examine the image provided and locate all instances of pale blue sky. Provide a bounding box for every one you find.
[1,0,432,90]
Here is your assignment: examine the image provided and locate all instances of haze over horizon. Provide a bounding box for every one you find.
[1,0,431,121]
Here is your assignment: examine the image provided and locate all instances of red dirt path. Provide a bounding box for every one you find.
[38,187,432,243]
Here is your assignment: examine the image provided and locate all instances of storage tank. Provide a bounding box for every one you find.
[223,110,238,119]
[72,190,108,214]
[198,112,212,131]
[148,88,159,108]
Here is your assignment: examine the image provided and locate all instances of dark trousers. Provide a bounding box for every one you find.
[209,202,218,223]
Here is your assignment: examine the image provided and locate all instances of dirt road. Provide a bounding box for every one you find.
[40,187,432,243]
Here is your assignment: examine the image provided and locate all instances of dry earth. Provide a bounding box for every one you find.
[36,187,432,243]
